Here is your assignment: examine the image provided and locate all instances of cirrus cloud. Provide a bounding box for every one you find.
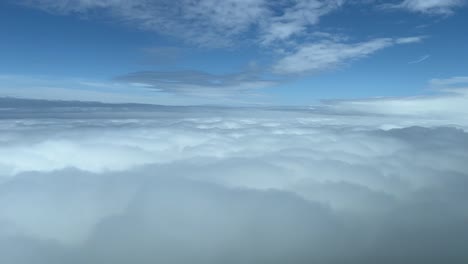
[272,37,423,75]
[395,0,466,14]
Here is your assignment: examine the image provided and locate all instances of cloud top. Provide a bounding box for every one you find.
[1,100,468,263]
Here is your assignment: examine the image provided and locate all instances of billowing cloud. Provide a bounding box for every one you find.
[1,96,468,263]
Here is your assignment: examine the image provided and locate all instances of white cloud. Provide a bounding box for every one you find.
[272,37,422,74]
[19,0,443,49]
[430,76,468,87]
[21,0,347,47]
[17,1,432,78]
[322,85,468,126]
[259,0,344,45]
[1,96,468,263]
[395,36,425,44]
[408,54,430,64]
[20,0,269,47]
[0,92,468,264]
[392,0,466,14]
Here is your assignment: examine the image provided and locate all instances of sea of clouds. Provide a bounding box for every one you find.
[1,98,468,263]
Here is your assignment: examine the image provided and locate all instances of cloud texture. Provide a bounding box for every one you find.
[395,0,466,14]
[1,99,468,263]
[115,70,279,97]
[19,0,343,47]
[272,37,423,74]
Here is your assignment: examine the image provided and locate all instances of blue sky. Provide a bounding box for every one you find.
[0,0,467,105]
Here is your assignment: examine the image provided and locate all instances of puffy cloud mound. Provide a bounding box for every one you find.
[1,102,468,263]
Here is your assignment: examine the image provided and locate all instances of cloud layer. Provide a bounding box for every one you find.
[323,86,468,124]
[1,100,468,263]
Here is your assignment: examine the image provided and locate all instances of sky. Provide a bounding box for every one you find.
[0,0,467,105]
[2,1,468,263]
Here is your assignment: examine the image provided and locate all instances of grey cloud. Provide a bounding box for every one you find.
[115,70,280,97]
[0,170,347,264]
